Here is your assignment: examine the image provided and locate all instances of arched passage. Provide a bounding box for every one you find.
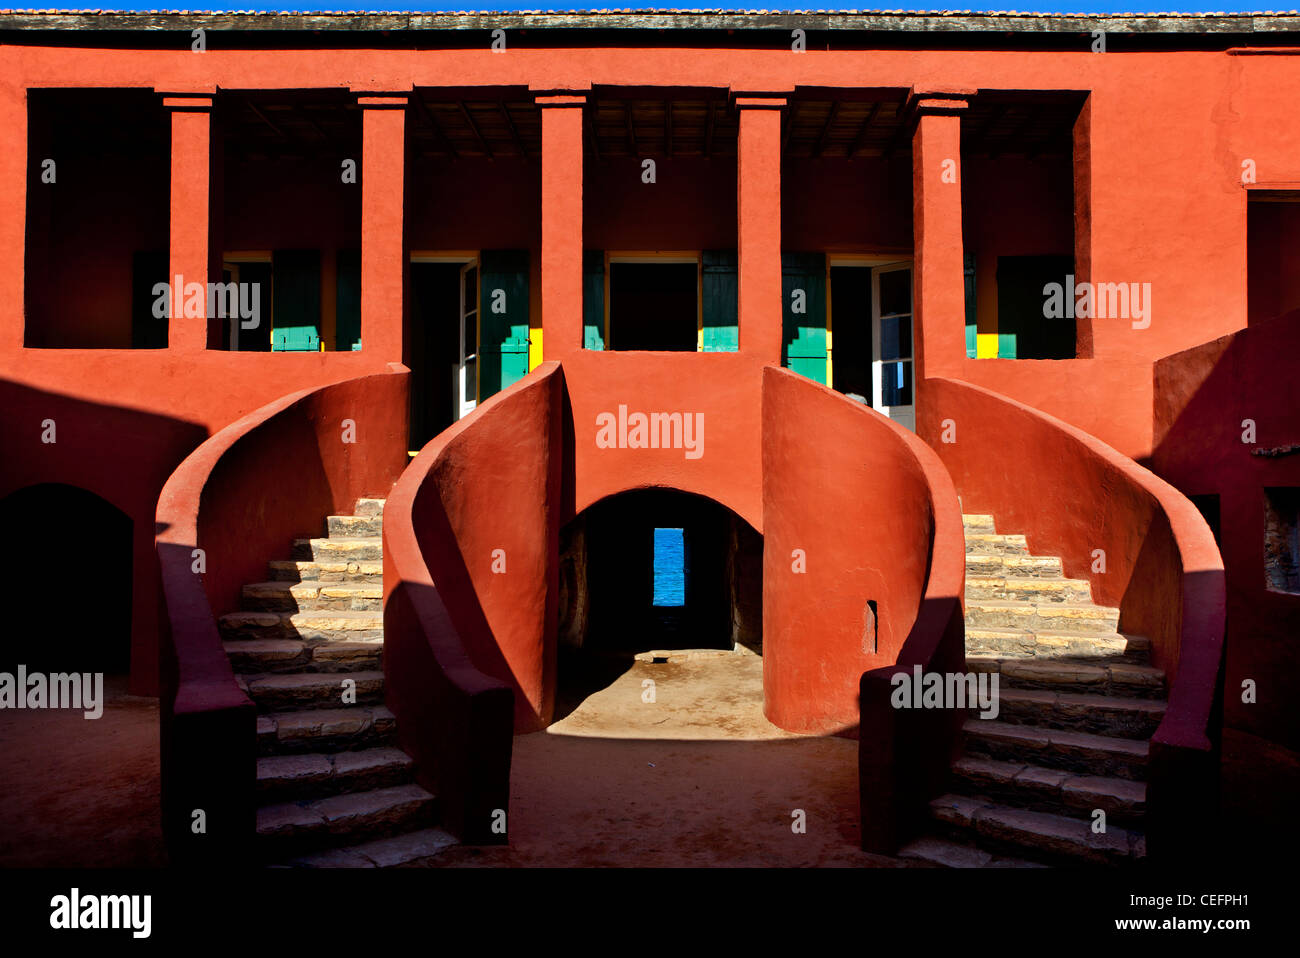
[557,487,762,655]
[0,484,133,674]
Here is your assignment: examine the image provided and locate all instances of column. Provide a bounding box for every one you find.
[163,93,214,352]
[735,95,785,364]
[537,93,586,364]
[357,92,408,362]
[910,90,971,382]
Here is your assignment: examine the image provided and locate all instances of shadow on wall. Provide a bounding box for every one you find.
[1152,310,1300,751]
[0,378,209,695]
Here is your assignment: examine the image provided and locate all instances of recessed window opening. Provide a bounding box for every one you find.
[1264,487,1300,595]
[653,527,687,607]
[608,256,699,350]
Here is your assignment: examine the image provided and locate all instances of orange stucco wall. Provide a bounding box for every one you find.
[2,34,1296,701]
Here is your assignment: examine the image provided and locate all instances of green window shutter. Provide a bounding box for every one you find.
[336,249,361,351]
[480,249,531,399]
[701,249,738,352]
[782,251,827,384]
[271,249,321,352]
[964,250,977,358]
[583,250,605,350]
[131,250,168,348]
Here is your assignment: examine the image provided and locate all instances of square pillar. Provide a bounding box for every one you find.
[735,95,785,364]
[163,93,214,353]
[0,85,26,350]
[910,91,971,382]
[357,92,408,362]
[537,93,586,363]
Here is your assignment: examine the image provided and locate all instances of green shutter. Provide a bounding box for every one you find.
[782,251,827,384]
[701,249,738,352]
[583,250,605,350]
[271,249,321,352]
[480,249,530,399]
[964,250,977,359]
[336,249,361,351]
[131,250,168,348]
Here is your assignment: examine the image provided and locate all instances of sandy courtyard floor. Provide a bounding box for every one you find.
[428,650,902,867]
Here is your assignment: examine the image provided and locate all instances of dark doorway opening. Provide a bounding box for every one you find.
[0,484,132,674]
[608,262,699,350]
[407,262,463,450]
[996,254,1076,359]
[830,265,873,401]
[558,488,762,655]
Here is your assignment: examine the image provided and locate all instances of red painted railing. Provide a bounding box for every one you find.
[919,376,1226,860]
[383,362,564,843]
[156,365,409,864]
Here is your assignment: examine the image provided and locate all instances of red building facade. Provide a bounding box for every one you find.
[1,10,1296,865]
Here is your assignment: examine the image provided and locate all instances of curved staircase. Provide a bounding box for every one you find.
[900,513,1165,867]
[217,497,457,867]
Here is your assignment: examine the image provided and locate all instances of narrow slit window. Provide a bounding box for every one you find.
[653,527,686,607]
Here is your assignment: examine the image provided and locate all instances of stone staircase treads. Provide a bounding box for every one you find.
[965,576,1092,603]
[257,705,398,755]
[327,514,384,538]
[928,794,1145,865]
[292,536,383,562]
[964,533,1029,556]
[950,754,1147,824]
[961,514,996,532]
[966,553,1064,578]
[241,580,383,613]
[257,747,414,801]
[995,687,1166,738]
[243,669,385,711]
[965,600,1119,634]
[268,559,384,584]
[255,783,437,854]
[962,718,1149,781]
[281,827,456,868]
[966,655,1165,697]
[230,500,453,865]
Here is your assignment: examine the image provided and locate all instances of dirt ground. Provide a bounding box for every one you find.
[431,650,901,867]
[0,675,165,867]
[0,655,1295,868]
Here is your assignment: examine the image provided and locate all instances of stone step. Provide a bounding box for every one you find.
[965,576,1092,604]
[268,559,383,584]
[257,705,398,756]
[966,655,1166,698]
[219,609,384,642]
[963,718,1149,781]
[964,533,1028,556]
[224,638,382,674]
[965,600,1120,634]
[950,754,1147,825]
[965,627,1149,663]
[257,747,414,802]
[355,498,386,517]
[928,793,1145,866]
[965,554,1063,579]
[897,835,1048,869]
[994,687,1166,739]
[293,537,382,563]
[327,515,384,538]
[240,669,385,711]
[256,783,437,857]
[278,827,457,868]
[241,580,383,613]
[961,514,996,533]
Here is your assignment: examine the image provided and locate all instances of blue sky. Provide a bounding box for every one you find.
[27,3,1293,14]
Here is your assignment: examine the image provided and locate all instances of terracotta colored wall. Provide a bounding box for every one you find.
[1154,312,1300,750]
[761,366,964,734]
